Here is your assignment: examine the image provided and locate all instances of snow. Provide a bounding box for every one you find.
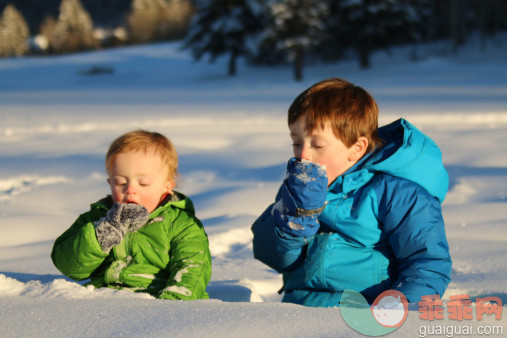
[1,39,506,336]
[294,159,326,183]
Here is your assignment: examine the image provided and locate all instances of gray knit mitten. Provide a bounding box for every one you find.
[94,202,150,252]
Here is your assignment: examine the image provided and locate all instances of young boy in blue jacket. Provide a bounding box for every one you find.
[252,78,452,307]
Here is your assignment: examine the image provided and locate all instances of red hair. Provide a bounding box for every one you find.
[288,78,382,153]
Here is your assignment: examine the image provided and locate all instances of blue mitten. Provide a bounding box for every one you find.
[94,202,150,252]
[272,157,328,237]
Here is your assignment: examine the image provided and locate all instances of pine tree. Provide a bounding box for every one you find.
[127,0,165,43]
[450,0,464,53]
[0,4,30,57]
[472,0,506,50]
[407,0,440,43]
[50,0,97,53]
[183,0,263,76]
[163,0,194,39]
[260,0,328,81]
[127,0,193,43]
[39,16,57,44]
[331,0,418,69]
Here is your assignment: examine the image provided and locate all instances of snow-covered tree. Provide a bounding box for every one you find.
[0,4,30,57]
[183,0,263,76]
[407,0,440,42]
[259,0,328,81]
[472,0,506,51]
[326,0,418,69]
[50,0,98,53]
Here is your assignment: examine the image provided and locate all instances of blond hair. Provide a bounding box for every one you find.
[105,130,178,182]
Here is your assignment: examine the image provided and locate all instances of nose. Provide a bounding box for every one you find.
[299,145,312,161]
[125,182,136,195]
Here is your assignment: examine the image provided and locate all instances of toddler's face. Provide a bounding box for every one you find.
[289,117,356,186]
[107,149,175,213]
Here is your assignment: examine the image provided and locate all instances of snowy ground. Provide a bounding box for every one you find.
[1,39,506,337]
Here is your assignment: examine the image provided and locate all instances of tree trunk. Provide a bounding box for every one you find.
[294,48,303,81]
[228,50,237,76]
[478,0,487,51]
[450,0,463,53]
[357,41,370,69]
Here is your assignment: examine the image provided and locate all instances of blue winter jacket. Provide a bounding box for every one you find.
[252,119,452,307]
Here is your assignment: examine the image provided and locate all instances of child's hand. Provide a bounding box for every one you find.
[107,202,150,234]
[94,203,149,252]
[284,157,328,213]
[272,157,328,237]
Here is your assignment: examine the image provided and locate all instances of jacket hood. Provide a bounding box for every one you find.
[360,118,448,203]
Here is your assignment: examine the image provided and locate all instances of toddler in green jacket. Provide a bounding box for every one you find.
[51,130,212,300]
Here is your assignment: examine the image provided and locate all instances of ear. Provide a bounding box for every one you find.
[348,137,368,162]
[165,179,176,194]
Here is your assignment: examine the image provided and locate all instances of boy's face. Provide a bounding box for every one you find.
[289,117,358,186]
[107,149,175,213]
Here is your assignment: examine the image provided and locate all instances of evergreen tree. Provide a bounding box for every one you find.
[330,0,418,69]
[127,0,165,43]
[0,4,30,57]
[39,16,57,42]
[163,0,194,39]
[407,0,441,43]
[318,0,350,61]
[128,0,193,43]
[183,0,263,76]
[450,0,465,53]
[81,0,132,29]
[50,0,97,53]
[472,0,506,50]
[260,0,328,81]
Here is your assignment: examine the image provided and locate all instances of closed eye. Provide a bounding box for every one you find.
[139,179,152,186]
[312,141,327,149]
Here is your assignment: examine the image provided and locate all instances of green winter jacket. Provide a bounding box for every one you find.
[51,192,212,300]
